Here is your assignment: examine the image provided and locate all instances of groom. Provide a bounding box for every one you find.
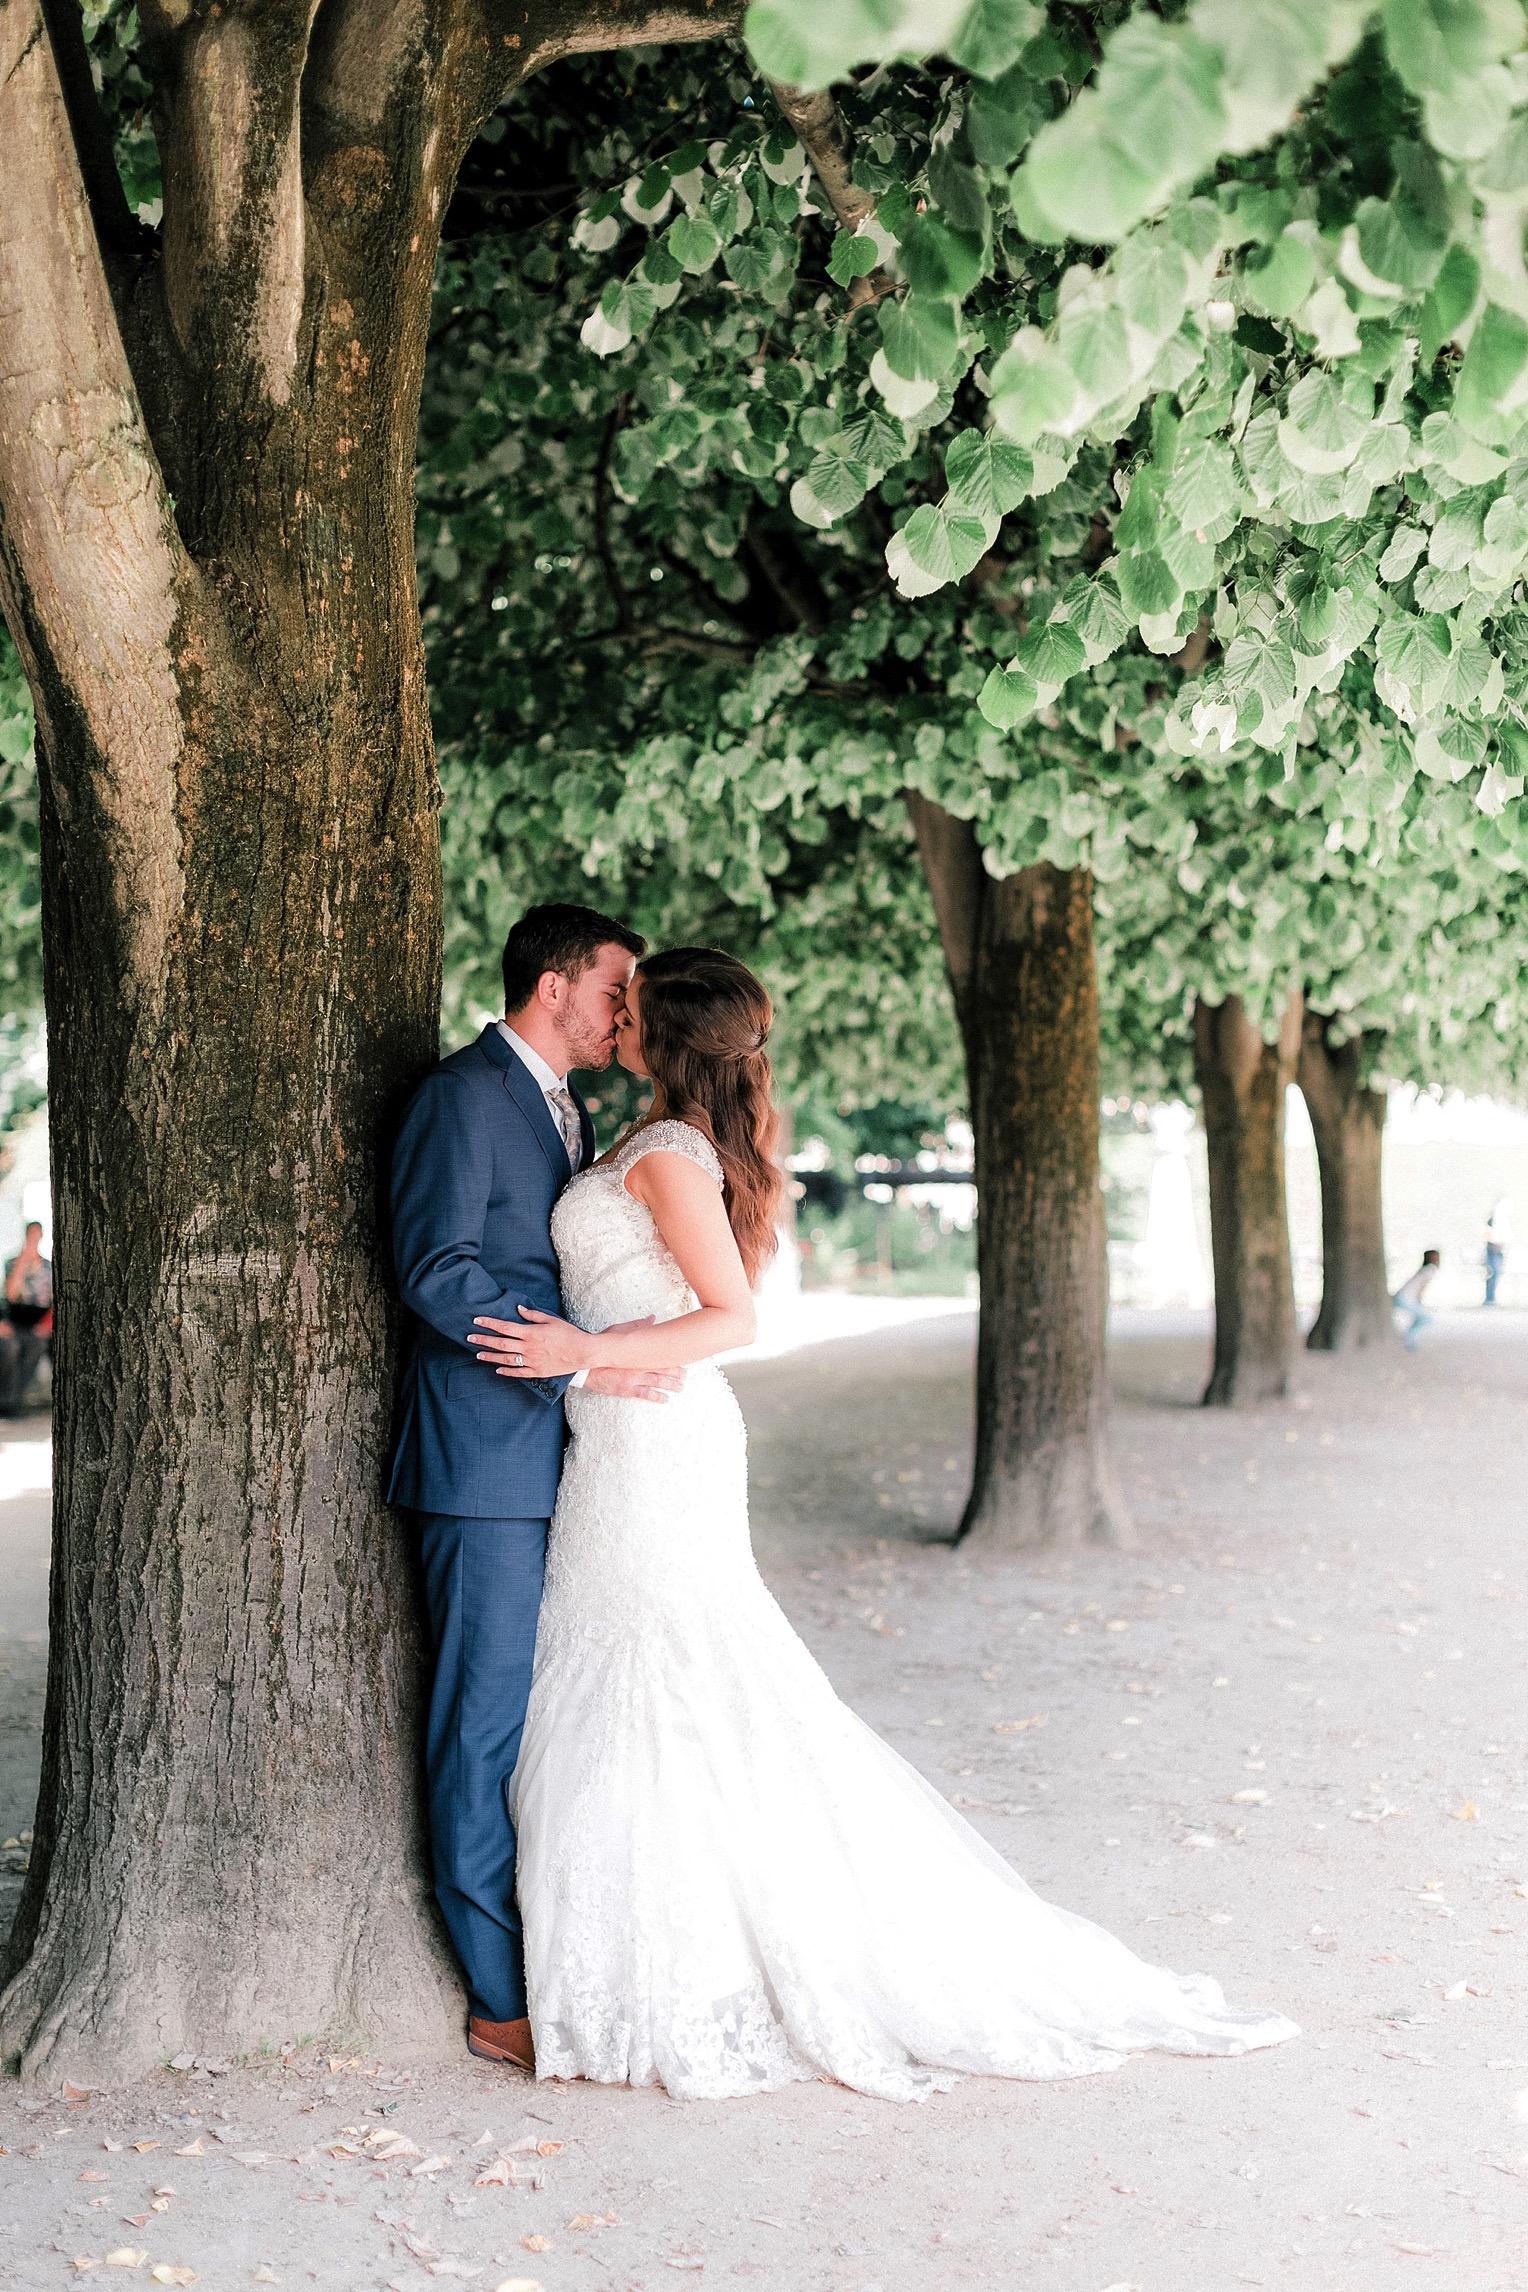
[388,902,679,2070]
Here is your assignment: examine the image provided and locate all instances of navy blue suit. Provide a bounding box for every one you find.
[389,1023,594,2022]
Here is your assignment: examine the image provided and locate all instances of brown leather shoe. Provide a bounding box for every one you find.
[467,2013,535,2071]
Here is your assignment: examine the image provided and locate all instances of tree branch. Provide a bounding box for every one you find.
[144,0,318,408]
[0,0,190,1012]
[903,789,983,1043]
[38,0,154,287]
[767,81,894,312]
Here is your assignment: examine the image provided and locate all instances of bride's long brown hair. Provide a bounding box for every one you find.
[632,948,783,1283]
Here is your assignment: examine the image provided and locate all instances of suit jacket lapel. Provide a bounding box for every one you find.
[479,1025,572,1181]
[571,1082,596,1172]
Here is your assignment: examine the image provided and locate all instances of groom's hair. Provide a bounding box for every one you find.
[502,902,646,1012]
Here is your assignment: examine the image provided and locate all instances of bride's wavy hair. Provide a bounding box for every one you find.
[634,947,783,1284]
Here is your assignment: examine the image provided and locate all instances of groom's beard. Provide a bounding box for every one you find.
[557,1022,617,1072]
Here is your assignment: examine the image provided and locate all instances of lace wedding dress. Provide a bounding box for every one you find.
[512,1119,1298,2101]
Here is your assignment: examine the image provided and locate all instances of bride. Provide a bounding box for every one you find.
[469,947,1297,2101]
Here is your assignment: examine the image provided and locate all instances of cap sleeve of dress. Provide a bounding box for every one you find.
[616,1120,725,1190]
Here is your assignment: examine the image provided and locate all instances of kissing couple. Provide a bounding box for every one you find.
[387,903,1296,2101]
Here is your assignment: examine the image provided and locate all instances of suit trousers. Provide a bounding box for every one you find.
[415,1510,547,2023]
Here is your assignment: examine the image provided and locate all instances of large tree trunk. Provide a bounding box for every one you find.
[906,794,1127,1549]
[1298,1015,1396,1352]
[1194,992,1302,1407]
[0,0,732,2084]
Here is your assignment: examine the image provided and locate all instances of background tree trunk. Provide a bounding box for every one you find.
[1194,992,1302,1408]
[906,793,1127,1549]
[1298,1016,1397,1353]
[0,0,735,2084]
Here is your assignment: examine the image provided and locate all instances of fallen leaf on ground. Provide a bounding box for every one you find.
[80,2171,108,2183]
[104,2253,148,2271]
[131,2144,160,2155]
[491,2280,543,2292]
[171,2142,202,2159]
[63,2082,93,2102]
[410,2154,452,2176]
[370,2135,420,2160]
[566,2215,618,2230]
[252,2272,279,2285]
[992,1715,1046,1734]
[471,2130,495,2148]
[1230,1789,1268,1805]
[1452,1803,1479,1822]
[425,2267,481,2281]
[230,2153,267,2168]
[149,2270,197,2287]
[1444,1980,1468,2000]
[72,2264,99,2277]
[150,2199,171,2215]
[473,2158,515,2188]
[520,2235,552,2252]
[1180,1832,1216,1849]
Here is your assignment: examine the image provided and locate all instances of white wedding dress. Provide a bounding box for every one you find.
[513,1120,1298,2101]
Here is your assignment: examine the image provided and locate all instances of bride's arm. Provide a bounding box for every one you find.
[469,1151,755,1378]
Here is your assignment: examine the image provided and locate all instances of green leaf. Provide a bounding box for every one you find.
[988,328,1080,443]
[902,502,992,582]
[1114,236,1191,337]
[967,62,1044,166]
[1455,302,1528,430]
[724,237,781,292]
[1057,300,1134,408]
[1165,439,1241,537]
[667,212,722,275]
[1419,244,1479,364]
[804,447,870,518]
[948,0,1041,80]
[1381,0,1523,98]
[1377,611,1451,694]
[1243,228,1317,317]
[978,661,1040,729]
[1017,114,1159,243]
[944,429,1034,517]
[879,295,960,382]
[1278,371,1368,473]
[841,404,910,474]
[1015,616,1087,691]
[1115,548,1181,617]
[1353,194,1446,295]
[828,229,881,286]
[927,146,988,235]
[901,216,987,298]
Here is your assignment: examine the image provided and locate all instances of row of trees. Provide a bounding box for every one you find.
[2,0,1527,2079]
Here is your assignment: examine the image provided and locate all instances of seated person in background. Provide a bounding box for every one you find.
[1393,1249,1440,1353]
[0,1221,52,1415]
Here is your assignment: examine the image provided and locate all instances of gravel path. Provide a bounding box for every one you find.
[1,1310,1526,2292]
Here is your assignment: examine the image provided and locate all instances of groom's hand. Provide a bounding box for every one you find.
[583,1365,685,1403]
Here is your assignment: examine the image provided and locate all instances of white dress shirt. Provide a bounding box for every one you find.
[497,1019,582,1164]
[498,1020,588,1387]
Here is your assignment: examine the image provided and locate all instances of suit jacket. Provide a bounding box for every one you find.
[387,1024,596,1520]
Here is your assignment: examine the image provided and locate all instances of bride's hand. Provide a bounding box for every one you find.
[469,1307,593,1379]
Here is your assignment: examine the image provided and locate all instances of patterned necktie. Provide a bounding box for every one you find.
[548,1083,582,1171]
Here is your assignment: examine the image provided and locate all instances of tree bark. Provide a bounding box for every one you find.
[1298,1016,1396,1353]
[0,0,737,2084]
[906,793,1127,1550]
[1194,992,1302,1407]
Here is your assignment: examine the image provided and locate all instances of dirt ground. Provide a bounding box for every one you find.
[2,1307,1527,2292]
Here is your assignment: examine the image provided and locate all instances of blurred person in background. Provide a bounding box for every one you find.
[1483,1198,1511,1307]
[1394,1249,1441,1353]
[0,1220,51,1415]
